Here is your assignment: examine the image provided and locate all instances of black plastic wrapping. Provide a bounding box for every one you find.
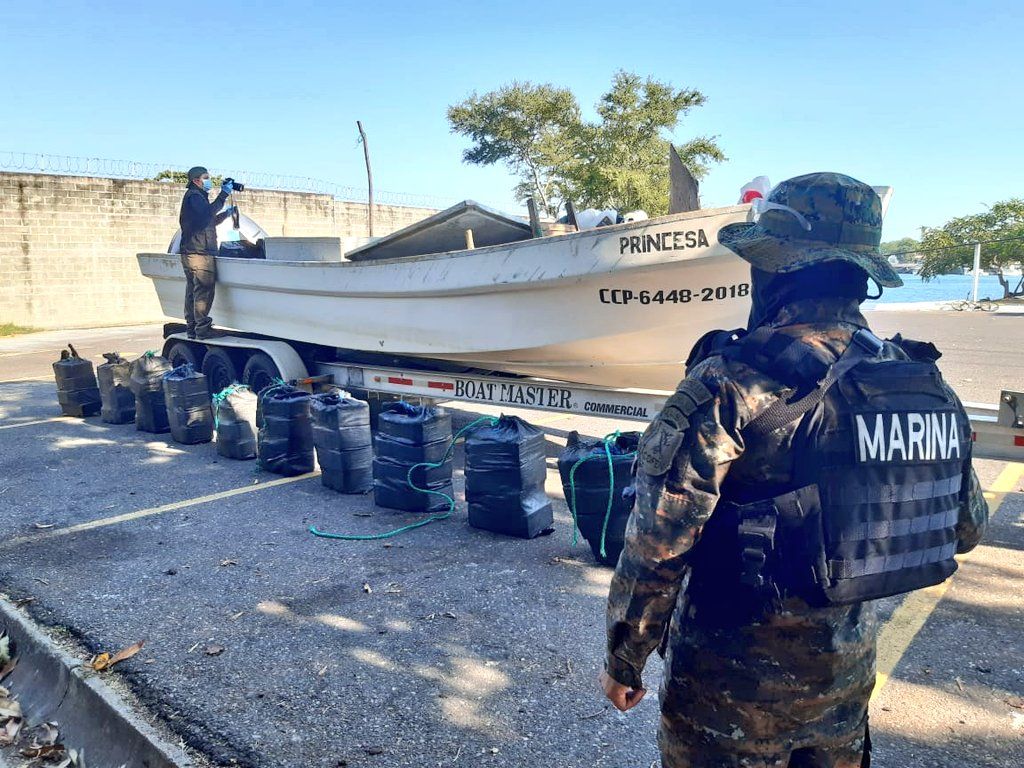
[311,392,373,493]
[52,345,101,418]
[373,402,453,512]
[376,401,452,445]
[97,352,135,424]
[557,431,640,566]
[163,364,214,444]
[129,353,173,433]
[214,386,258,460]
[373,433,449,464]
[465,415,553,539]
[257,385,314,476]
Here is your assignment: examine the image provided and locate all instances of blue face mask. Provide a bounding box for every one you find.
[202,178,212,192]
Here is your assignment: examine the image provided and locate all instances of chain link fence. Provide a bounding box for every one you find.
[1,151,460,209]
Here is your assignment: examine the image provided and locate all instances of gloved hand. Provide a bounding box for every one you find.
[221,180,234,195]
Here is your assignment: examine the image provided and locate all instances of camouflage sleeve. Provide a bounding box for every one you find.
[956,465,988,554]
[946,388,988,554]
[604,370,746,688]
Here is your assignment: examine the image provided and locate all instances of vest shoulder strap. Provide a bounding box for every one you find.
[722,326,833,388]
[744,329,884,438]
[686,328,746,371]
[888,333,943,362]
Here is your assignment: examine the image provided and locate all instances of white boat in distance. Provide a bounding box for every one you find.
[138,203,755,391]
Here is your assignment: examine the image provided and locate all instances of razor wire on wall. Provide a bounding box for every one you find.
[0,151,459,209]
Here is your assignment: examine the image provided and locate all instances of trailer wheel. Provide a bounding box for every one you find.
[242,353,281,394]
[202,348,241,395]
[166,341,205,370]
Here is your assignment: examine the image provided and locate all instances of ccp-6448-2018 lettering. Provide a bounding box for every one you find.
[599,285,750,305]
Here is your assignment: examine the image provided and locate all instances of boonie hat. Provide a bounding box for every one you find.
[718,172,903,288]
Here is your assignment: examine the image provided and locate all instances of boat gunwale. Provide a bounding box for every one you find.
[139,204,752,271]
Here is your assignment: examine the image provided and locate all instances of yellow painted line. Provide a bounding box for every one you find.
[873,462,1024,698]
[0,416,80,431]
[0,377,52,384]
[0,472,320,549]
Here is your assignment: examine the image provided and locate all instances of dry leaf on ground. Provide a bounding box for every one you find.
[219,559,238,567]
[0,695,21,719]
[362,583,372,594]
[0,634,10,665]
[205,645,225,656]
[91,641,144,672]
[32,523,56,530]
[13,596,35,608]
[0,716,22,746]
[21,743,66,759]
[0,657,18,681]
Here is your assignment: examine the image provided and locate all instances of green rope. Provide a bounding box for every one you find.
[212,383,250,429]
[567,431,634,558]
[309,416,499,541]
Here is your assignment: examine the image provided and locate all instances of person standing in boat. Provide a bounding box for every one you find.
[178,167,235,339]
[601,172,987,767]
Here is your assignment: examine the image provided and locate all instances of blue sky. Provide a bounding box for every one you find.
[2,0,1020,239]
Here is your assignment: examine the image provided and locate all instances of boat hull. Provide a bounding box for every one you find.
[139,205,755,391]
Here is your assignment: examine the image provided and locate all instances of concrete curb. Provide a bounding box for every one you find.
[0,597,192,767]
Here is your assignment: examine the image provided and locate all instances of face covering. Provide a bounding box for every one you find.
[202,178,213,192]
[746,263,871,329]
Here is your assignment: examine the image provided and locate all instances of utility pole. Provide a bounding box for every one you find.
[357,120,374,237]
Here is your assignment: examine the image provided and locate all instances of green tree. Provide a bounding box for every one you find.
[880,237,920,256]
[919,199,1024,298]
[447,82,581,218]
[150,169,224,185]
[447,71,724,218]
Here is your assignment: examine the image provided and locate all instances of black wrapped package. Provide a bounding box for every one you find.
[311,391,373,493]
[557,431,640,566]
[52,344,101,418]
[97,352,135,424]
[257,385,314,476]
[213,385,258,460]
[163,364,214,444]
[373,432,449,465]
[373,402,453,512]
[129,352,172,433]
[377,401,452,445]
[465,415,553,539]
[372,457,454,512]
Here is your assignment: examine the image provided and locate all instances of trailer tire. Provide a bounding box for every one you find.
[242,353,281,394]
[202,348,241,395]
[166,341,205,370]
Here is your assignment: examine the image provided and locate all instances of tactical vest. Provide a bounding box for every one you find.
[697,327,971,607]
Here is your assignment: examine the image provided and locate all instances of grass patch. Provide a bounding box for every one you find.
[0,322,39,337]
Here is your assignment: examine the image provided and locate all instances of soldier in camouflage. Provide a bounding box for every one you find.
[601,173,988,767]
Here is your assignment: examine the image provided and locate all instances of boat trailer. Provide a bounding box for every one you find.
[160,332,1024,464]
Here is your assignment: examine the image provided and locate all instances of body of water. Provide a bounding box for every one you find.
[869,273,1019,305]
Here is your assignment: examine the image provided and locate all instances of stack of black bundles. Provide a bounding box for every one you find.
[257,384,314,476]
[52,344,101,418]
[163,364,214,445]
[97,352,135,424]
[213,385,258,460]
[557,431,640,566]
[373,402,453,512]
[129,352,173,433]
[465,415,553,539]
[310,391,373,493]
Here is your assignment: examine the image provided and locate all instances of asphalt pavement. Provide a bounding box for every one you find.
[0,312,1021,767]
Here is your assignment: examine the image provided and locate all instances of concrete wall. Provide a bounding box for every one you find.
[0,173,435,330]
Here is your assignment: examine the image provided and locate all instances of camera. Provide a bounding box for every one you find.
[224,177,245,192]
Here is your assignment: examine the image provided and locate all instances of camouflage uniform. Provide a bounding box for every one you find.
[605,295,989,768]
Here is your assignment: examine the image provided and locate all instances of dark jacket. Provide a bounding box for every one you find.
[179,185,229,256]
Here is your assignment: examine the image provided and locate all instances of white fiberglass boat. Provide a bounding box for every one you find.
[138,203,755,391]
